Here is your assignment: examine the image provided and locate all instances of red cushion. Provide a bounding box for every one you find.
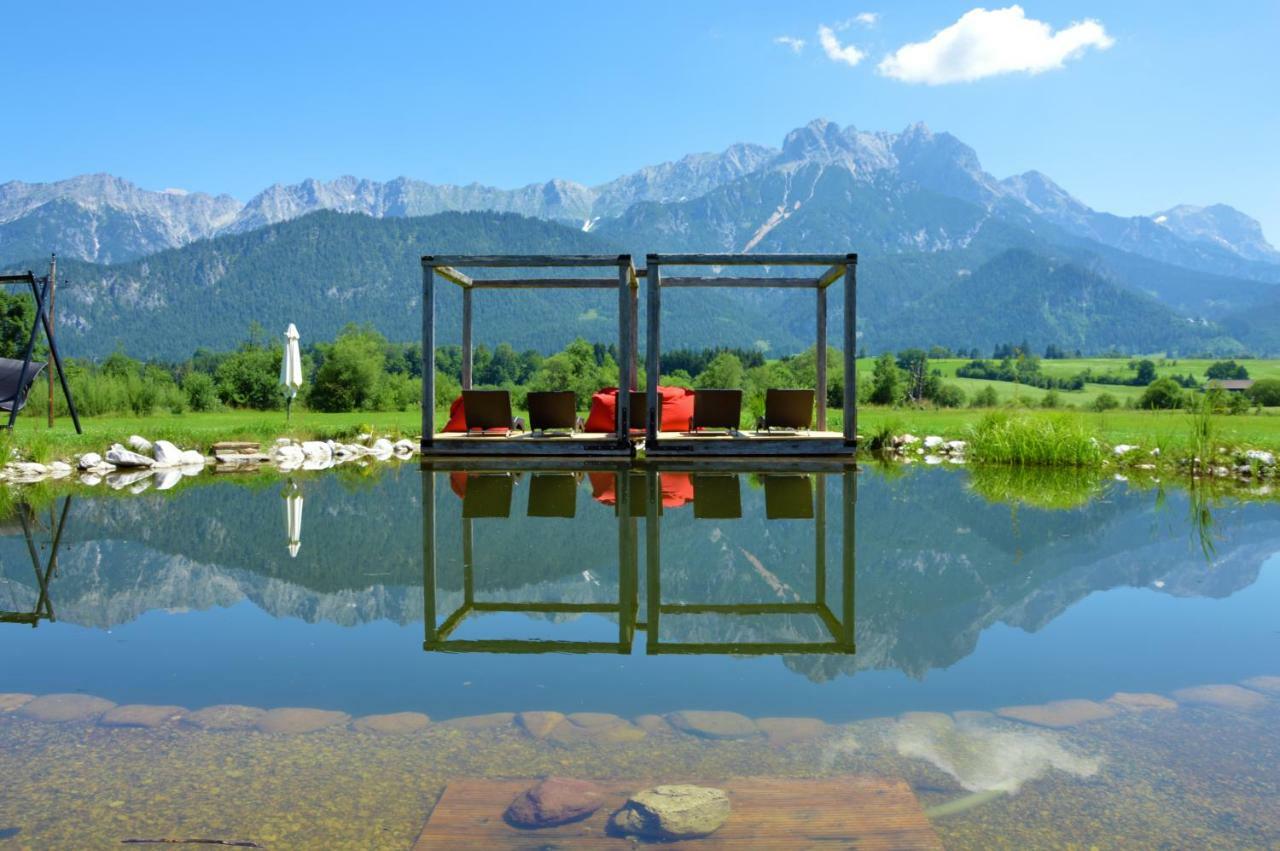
[582,386,696,433]
[587,471,693,508]
[442,396,468,432]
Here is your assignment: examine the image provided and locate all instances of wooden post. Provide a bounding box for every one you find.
[629,284,639,390]
[422,262,436,445]
[816,285,827,431]
[46,254,56,428]
[616,258,631,439]
[461,286,473,389]
[645,255,661,443]
[842,255,857,445]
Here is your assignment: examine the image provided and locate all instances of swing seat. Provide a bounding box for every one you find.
[0,358,47,413]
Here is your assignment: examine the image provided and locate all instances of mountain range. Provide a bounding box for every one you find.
[3,118,1279,358]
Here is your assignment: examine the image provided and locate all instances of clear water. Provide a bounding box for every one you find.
[1,465,1277,848]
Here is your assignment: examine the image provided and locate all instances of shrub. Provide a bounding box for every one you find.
[1091,393,1120,412]
[931,383,966,408]
[183,371,219,412]
[696,352,744,389]
[868,353,903,405]
[216,344,282,410]
[308,324,388,412]
[970,386,999,408]
[1247,378,1280,406]
[1040,389,1061,409]
[1205,359,1249,381]
[1137,377,1184,410]
[965,411,1103,467]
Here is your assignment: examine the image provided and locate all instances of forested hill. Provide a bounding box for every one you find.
[5,209,1249,360]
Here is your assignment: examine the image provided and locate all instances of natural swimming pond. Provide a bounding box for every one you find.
[1,465,1277,848]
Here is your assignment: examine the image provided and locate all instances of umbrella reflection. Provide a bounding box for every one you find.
[284,481,303,558]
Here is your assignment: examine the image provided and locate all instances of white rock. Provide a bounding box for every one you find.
[127,435,153,453]
[301,441,332,462]
[153,469,182,491]
[1149,448,1161,457]
[371,438,394,460]
[945,440,967,454]
[1113,444,1138,456]
[79,473,102,486]
[393,439,416,456]
[1245,449,1275,466]
[924,454,943,465]
[107,444,154,468]
[6,461,48,478]
[177,463,205,478]
[275,437,292,446]
[923,435,945,449]
[177,449,205,466]
[90,462,117,475]
[274,444,305,465]
[49,461,73,478]
[899,433,920,445]
[78,452,102,470]
[152,440,183,467]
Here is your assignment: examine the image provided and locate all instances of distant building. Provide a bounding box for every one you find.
[1209,379,1254,392]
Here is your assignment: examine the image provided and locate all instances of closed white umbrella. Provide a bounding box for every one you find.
[280,323,303,420]
[284,481,304,558]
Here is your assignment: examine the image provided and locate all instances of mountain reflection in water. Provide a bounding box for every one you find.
[0,465,1277,720]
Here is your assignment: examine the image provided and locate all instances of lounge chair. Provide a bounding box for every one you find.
[462,473,515,518]
[527,473,578,518]
[692,473,742,519]
[0,358,46,413]
[462,390,521,435]
[691,389,742,433]
[526,391,579,435]
[763,474,815,519]
[629,391,649,432]
[757,389,815,432]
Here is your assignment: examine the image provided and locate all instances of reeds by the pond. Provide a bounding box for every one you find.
[965,412,1103,467]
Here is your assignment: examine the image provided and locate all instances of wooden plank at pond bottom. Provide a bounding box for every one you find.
[414,776,942,850]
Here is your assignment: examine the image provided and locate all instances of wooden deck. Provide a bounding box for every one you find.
[414,776,941,850]
[644,430,856,459]
[422,431,634,458]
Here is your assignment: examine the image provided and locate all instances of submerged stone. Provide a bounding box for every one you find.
[548,714,646,745]
[183,704,266,730]
[0,693,35,712]
[610,784,730,839]
[633,714,671,734]
[100,705,187,728]
[19,693,116,723]
[439,712,515,730]
[516,711,566,739]
[755,716,827,745]
[996,700,1117,728]
[255,707,351,734]
[351,712,430,735]
[666,710,760,740]
[505,777,606,828]
[1107,692,1178,713]
[1240,675,1280,695]
[1173,684,1270,711]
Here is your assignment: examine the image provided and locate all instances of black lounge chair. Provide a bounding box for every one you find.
[693,474,742,519]
[462,390,520,434]
[763,474,815,519]
[757,388,815,432]
[526,391,578,435]
[691,389,742,433]
[527,473,578,518]
[630,391,649,432]
[0,358,47,414]
[462,473,515,518]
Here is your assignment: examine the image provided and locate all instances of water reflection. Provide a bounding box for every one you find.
[0,497,69,628]
[423,468,857,657]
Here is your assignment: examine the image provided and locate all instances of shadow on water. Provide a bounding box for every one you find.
[0,495,70,628]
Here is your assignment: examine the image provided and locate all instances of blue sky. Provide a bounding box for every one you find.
[8,1,1279,238]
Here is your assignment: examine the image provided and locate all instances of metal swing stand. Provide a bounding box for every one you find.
[0,271,82,433]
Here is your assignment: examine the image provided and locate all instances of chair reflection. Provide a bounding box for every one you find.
[422,469,854,657]
[0,497,70,628]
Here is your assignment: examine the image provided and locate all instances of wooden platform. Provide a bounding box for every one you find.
[644,430,855,459]
[422,431,634,458]
[414,776,941,850]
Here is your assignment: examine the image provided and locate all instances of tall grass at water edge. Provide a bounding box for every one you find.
[965,411,1103,467]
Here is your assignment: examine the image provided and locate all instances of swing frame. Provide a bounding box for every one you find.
[0,272,81,433]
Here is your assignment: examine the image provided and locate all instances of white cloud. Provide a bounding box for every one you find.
[818,25,866,67]
[877,5,1114,85]
[854,12,879,27]
[773,35,806,53]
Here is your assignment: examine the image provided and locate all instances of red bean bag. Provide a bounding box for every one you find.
[442,396,468,433]
[588,471,693,508]
[583,386,695,433]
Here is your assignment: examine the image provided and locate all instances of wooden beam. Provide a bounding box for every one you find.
[434,265,473,288]
[843,257,857,444]
[645,256,661,443]
[461,287,473,389]
[660,277,816,288]
[816,285,828,431]
[617,259,631,438]
[468,278,618,289]
[816,263,846,289]
[424,255,628,268]
[650,253,849,267]
[422,265,436,444]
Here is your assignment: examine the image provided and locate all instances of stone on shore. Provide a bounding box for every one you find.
[351,712,430,735]
[755,716,827,745]
[995,699,1117,728]
[127,435,153,453]
[505,777,606,828]
[440,712,515,730]
[1241,675,1280,695]
[667,710,760,740]
[177,449,206,466]
[1173,684,1270,711]
[0,693,35,712]
[152,440,183,467]
[516,710,566,739]
[1107,692,1178,713]
[100,704,188,728]
[78,452,102,470]
[255,707,351,734]
[106,444,154,468]
[610,785,730,840]
[183,704,266,730]
[20,693,116,723]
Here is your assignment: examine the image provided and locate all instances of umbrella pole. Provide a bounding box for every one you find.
[286,396,292,422]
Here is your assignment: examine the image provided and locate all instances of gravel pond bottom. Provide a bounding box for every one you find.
[0,695,1276,849]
